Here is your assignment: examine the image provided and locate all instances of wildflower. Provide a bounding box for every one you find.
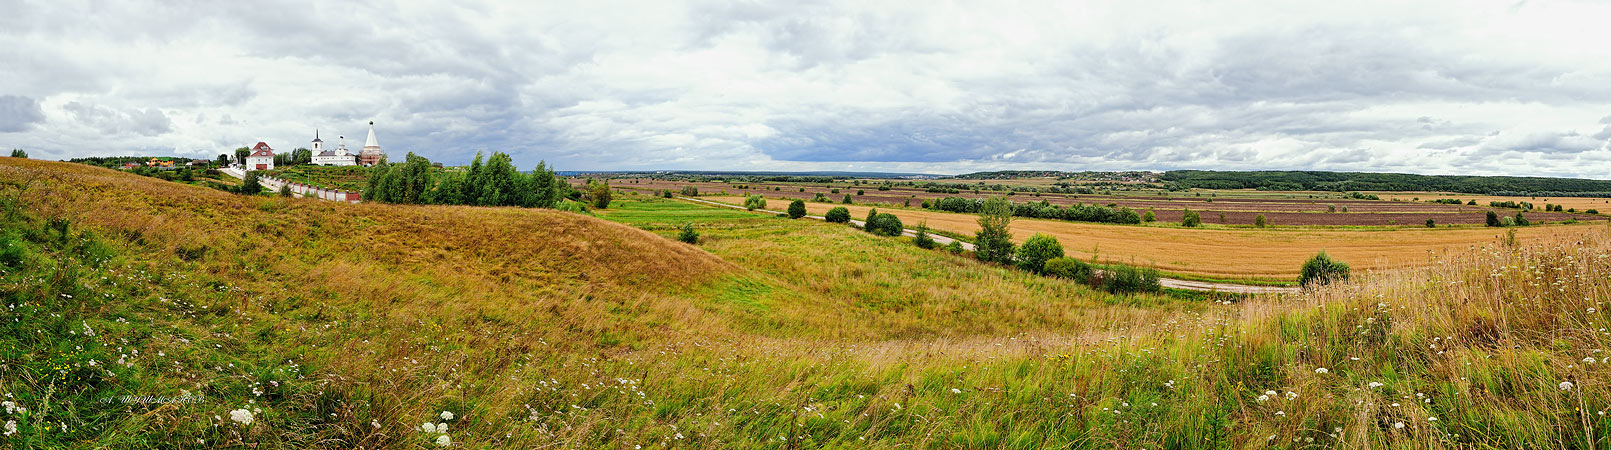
[437,423,448,432]
[440,411,454,420]
[950,388,961,394]
[1315,368,1329,374]
[1559,381,1575,391]
[1,401,15,414]
[3,420,14,436]
[1275,410,1286,416]
[1393,422,1405,429]
[1285,391,1298,400]
[421,422,438,433]
[1585,357,1597,365]
[371,420,380,429]
[229,409,254,425]
[1264,390,1276,396]
[1428,416,1438,422]
[1590,307,1598,314]
[1256,394,1270,403]
[1368,382,1384,389]
[435,434,451,447]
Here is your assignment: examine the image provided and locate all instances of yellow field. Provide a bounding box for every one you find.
[709,195,1608,280]
[1375,191,1611,211]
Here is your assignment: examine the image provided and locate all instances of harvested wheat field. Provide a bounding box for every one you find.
[707,195,1608,280]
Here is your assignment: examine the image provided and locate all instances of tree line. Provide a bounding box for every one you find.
[363,151,577,208]
[1162,170,1611,194]
[926,197,1142,224]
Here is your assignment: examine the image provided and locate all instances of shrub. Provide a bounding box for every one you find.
[1181,208,1201,227]
[787,200,806,219]
[743,195,767,211]
[868,213,903,236]
[913,225,937,249]
[239,172,262,194]
[1513,212,1530,226]
[1425,218,1436,228]
[1298,251,1351,287]
[857,190,865,195]
[1142,210,1156,222]
[555,199,588,213]
[1015,233,1064,273]
[8,149,25,158]
[1101,265,1162,294]
[279,185,292,197]
[1486,211,1500,227]
[1254,214,1267,227]
[841,194,853,204]
[1589,209,1600,214]
[1043,257,1092,283]
[661,190,673,198]
[945,241,964,254]
[831,188,840,194]
[865,208,878,227]
[974,197,1016,264]
[811,193,830,202]
[587,180,612,209]
[677,223,699,244]
[680,185,699,196]
[824,206,851,223]
[1327,204,1337,213]
[1500,216,1516,227]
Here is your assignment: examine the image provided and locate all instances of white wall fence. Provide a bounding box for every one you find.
[222,167,362,203]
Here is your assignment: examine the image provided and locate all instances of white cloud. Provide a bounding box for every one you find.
[3,0,1611,176]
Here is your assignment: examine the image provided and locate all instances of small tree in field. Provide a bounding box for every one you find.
[1143,210,1156,222]
[677,223,699,244]
[1299,251,1350,287]
[1254,214,1267,227]
[1425,218,1436,228]
[680,186,699,197]
[787,199,806,219]
[279,185,292,197]
[868,213,903,236]
[1181,208,1202,227]
[239,172,262,194]
[865,208,878,227]
[743,195,767,211]
[8,149,25,158]
[587,180,612,209]
[1485,211,1500,227]
[1015,233,1064,274]
[913,224,937,249]
[841,194,853,204]
[824,206,851,223]
[975,197,1016,264]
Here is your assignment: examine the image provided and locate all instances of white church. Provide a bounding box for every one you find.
[310,121,386,167]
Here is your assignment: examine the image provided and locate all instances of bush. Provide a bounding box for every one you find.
[677,223,699,244]
[555,199,588,213]
[1425,218,1436,228]
[1485,211,1500,227]
[587,180,612,209]
[1100,265,1161,294]
[8,149,26,158]
[865,208,878,227]
[239,172,262,194]
[913,225,937,249]
[1043,257,1092,283]
[680,186,699,196]
[1513,212,1529,226]
[824,207,851,223]
[1298,251,1351,287]
[1254,214,1267,227]
[743,195,767,211]
[1589,209,1600,214]
[1181,208,1201,227]
[661,190,673,198]
[841,194,853,204]
[867,213,903,236]
[279,185,292,197]
[945,241,964,254]
[1142,210,1155,222]
[811,193,830,202]
[857,190,865,195]
[1500,216,1516,226]
[787,200,806,219]
[1015,233,1064,273]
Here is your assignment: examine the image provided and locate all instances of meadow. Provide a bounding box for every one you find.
[3,158,1607,448]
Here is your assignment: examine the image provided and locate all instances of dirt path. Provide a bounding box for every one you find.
[678,197,1298,295]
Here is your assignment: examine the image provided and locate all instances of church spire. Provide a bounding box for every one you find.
[365,121,379,149]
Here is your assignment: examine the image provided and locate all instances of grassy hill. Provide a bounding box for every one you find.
[1,157,1607,448]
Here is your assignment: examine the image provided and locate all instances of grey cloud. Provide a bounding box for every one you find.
[0,95,46,132]
[63,102,172,136]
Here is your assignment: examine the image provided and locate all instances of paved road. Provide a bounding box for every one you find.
[678,196,1299,295]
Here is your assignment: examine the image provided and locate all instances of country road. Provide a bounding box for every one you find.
[678,196,1300,295]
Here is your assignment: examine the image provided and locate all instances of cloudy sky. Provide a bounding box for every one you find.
[5,0,1611,176]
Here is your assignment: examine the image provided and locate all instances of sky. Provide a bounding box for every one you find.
[4,0,1611,177]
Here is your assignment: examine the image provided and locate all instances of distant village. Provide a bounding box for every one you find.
[107,121,389,172]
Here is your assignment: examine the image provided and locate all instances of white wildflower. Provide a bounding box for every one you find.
[229,409,254,425]
[950,388,961,394]
[437,423,448,433]
[1584,357,1597,365]
[1428,416,1438,422]
[1,401,15,414]
[440,411,454,420]
[1393,422,1405,429]
[3,420,14,436]
[1368,382,1384,389]
[1256,394,1270,403]
[1315,368,1329,374]
[421,422,438,433]
[435,434,451,447]
[371,420,380,429]
[1559,381,1575,391]
[1275,410,1286,416]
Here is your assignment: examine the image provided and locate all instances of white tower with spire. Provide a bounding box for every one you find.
[311,129,357,166]
[359,120,385,166]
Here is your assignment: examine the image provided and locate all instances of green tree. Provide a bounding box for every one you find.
[239,171,262,195]
[913,224,937,249]
[1425,218,1436,228]
[426,171,466,205]
[234,147,250,166]
[586,179,612,209]
[1142,210,1156,222]
[1254,214,1267,227]
[279,184,292,197]
[1299,251,1351,287]
[865,208,878,227]
[1513,212,1529,226]
[744,195,767,211]
[677,223,699,244]
[8,149,25,158]
[397,152,434,204]
[363,157,391,202]
[867,213,903,236]
[787,199,807,219]
[824,206,851,223]
[1485,211,1500,227]
[1015,233,1064,273]
[291,148,312,165]
[1181,208,1202,227]
[841,194,853,204]
[974,197,1016,264]
[216,154,230,166]
[527,161,562,208]
[478,152,520,206]
[463,151,486,204]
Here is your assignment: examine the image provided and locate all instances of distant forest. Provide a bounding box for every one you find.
[1160,170,1611,196]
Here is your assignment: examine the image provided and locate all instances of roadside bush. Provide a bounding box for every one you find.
[1043,257,1092,283]
[743,195,767,211]
[1015,233,1064,273]
[1298,251,1351,287]
[787,200,806,219]
[239,172,262,194]
[824,206,851,223]
[680,186,699,196]
[865,208,878,227]
[945,241,964,254]
[913,225,937,249]
[1254,214,1267,227]
[677,223,699,244]
[1101,264,1162,294]
[1181,208,1201,227]
[279,185,292,197]
[868,213,903,236]
[974,197,1016,264]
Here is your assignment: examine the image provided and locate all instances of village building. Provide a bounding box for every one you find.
[245,142,275,171]
[310,130,357,166]
[358,121,385,166]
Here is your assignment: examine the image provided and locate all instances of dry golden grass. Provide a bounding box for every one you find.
[710,195,1608,280]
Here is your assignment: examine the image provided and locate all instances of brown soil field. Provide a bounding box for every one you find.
[702,195,1610,280]
[1375,191,1611,212]
[595,179,1601,226]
